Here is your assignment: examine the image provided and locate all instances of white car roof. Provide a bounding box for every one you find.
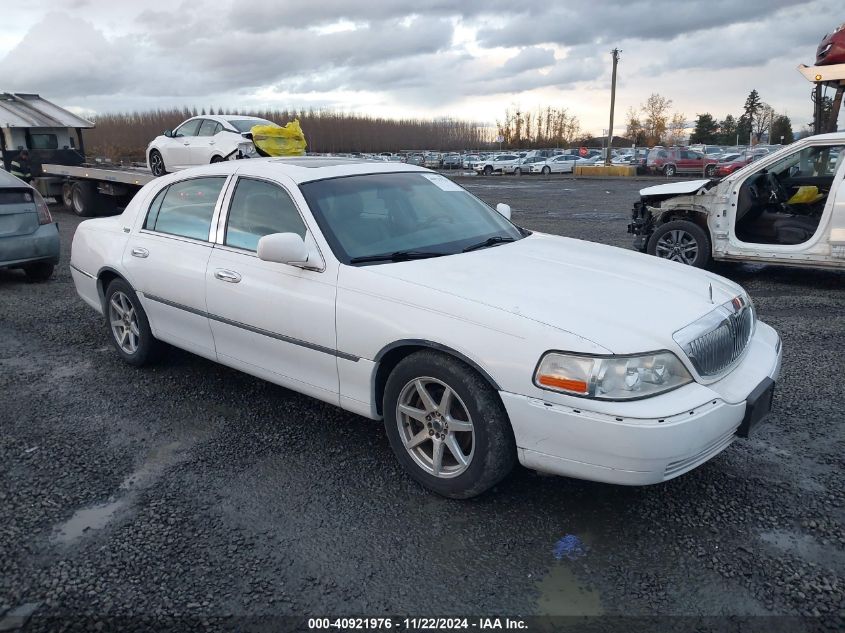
[182,114,272,126]
[167,157,431,185]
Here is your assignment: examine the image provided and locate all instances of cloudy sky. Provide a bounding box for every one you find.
[0,0,840,135]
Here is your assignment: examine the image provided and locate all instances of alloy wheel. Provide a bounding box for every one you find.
[109,291,141,354]
[150,152,165,176]
[396,377,475,479]
[655,229,699,264]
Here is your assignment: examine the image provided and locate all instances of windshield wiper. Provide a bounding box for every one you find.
[349,250,449,264]
[462,236,516,252]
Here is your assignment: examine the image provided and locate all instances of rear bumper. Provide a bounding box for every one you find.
[0,222,60,268]
[502,323,782,485]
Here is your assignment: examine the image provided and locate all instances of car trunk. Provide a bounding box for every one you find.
[0,189,39,238]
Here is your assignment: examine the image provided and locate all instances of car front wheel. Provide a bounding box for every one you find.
[647,219,712,268]
[663,164,677,176]
[542,166,551,175]
[483,165,493,175]
[383,350,516,499]
[104,279,163,366]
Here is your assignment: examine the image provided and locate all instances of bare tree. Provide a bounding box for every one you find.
[753,104,776,143]
[640,93,673,145]
[666,112,688,146]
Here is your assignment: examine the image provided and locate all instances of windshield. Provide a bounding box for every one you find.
[227,119,275,133]
[300,172,524,265]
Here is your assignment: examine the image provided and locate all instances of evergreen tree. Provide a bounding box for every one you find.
[771,115,794,144]
[743,90,762,143]
[717,115,738,145]
[690,113,718,144]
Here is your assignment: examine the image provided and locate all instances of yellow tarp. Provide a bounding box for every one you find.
[251,120,307,157]
[787,185,824,205]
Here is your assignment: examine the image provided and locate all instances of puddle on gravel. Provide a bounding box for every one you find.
[535,563,603,616]
[51,441,186,545]
[759,529,845,569]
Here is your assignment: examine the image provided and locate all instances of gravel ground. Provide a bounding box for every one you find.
[1,174,843,631]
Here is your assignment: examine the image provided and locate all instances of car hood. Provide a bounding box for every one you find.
[363,233,744,354]
[639,179,711,197]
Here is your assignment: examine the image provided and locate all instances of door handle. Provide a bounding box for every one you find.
[214,269,241,283]
[131,247,149,258]
[183,142,190,146]
[209,140,215,145]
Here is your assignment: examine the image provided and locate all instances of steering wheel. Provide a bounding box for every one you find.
[766,172,788,203]
[747,183,760,201]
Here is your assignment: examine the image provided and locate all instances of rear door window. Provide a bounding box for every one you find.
[144,177,226,241]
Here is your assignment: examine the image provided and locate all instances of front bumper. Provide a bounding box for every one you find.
[501,322,782,485]
[0,222,60,268]
[628,201,652,250]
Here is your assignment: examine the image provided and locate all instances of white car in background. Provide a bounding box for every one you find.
[70,158,781,499]
[146,115,277,176]
[509,156,547,175]
[474,153,521,175]
[530,154,579,174]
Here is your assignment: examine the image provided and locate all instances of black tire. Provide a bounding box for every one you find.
[210,155,225,163]
[647,219,712,268]
[705,164,717,177]
[61,182,74,210]
[483,165,493,176]
[103,278,163,367]
[383,350,516,499]
[70,181,115,217]
[23,262,54,282]
[663,164,677,177]
[542,166,551,175]
[149,149,167,177]
[514,167,522,176]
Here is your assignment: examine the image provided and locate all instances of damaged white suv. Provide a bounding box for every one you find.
[630,132,845,270]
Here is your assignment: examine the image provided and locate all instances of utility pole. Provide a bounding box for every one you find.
[605,48,620,166]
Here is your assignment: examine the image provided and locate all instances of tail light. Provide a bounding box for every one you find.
[33,190,53,225]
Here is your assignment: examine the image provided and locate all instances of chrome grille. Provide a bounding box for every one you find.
[674,295,755,377]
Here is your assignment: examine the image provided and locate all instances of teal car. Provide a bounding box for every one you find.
[0,170,59,281]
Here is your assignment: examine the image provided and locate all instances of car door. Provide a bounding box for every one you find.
[123,175,229,360]
[168,119,202,169]
[189,119,221,165]
[205,174,340,403]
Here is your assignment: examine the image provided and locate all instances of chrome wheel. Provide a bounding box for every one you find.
[109,291,140,354]
[150,151,165,176]
[396,377,475,479]
[655,229,699,264]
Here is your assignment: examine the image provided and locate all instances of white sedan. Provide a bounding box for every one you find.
[146,115,276,177]
[70,159,781,498]
[474,154,521,175]
[530,154,579,174]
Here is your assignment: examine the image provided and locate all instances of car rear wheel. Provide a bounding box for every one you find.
[383,350,516,499]
[663,164,677,177]
[542,166,551,175]
[104,279,163,366]
[483,165,493,175]
[149,150,167,177]
[648,220,712,268]
[705,164,717,177]
[23,262,54,282]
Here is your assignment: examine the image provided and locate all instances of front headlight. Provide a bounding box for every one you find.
[534,351,692,400]
[238,141,257,157]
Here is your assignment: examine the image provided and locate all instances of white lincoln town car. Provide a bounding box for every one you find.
[70,158,782,498]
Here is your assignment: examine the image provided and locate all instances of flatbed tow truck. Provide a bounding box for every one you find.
[1,92,155,216]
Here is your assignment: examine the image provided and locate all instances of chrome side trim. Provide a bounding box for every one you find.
[142,293,359,362]
[69,263,96,279]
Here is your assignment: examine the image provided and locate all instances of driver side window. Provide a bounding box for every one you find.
[224,178,307,252]
[175,119,202,137]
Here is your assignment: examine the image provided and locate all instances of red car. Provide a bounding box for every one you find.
[646,147,719,177]
[715,153,761,177]
[817,23,845,66]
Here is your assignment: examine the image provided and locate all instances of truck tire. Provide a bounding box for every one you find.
[70,181,116,217]
[647,219,712,268]
[61,182,74,210]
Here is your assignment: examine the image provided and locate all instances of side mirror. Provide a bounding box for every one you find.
[496,203,512,220]
[257,233,308,265]
[163,129,174,138]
